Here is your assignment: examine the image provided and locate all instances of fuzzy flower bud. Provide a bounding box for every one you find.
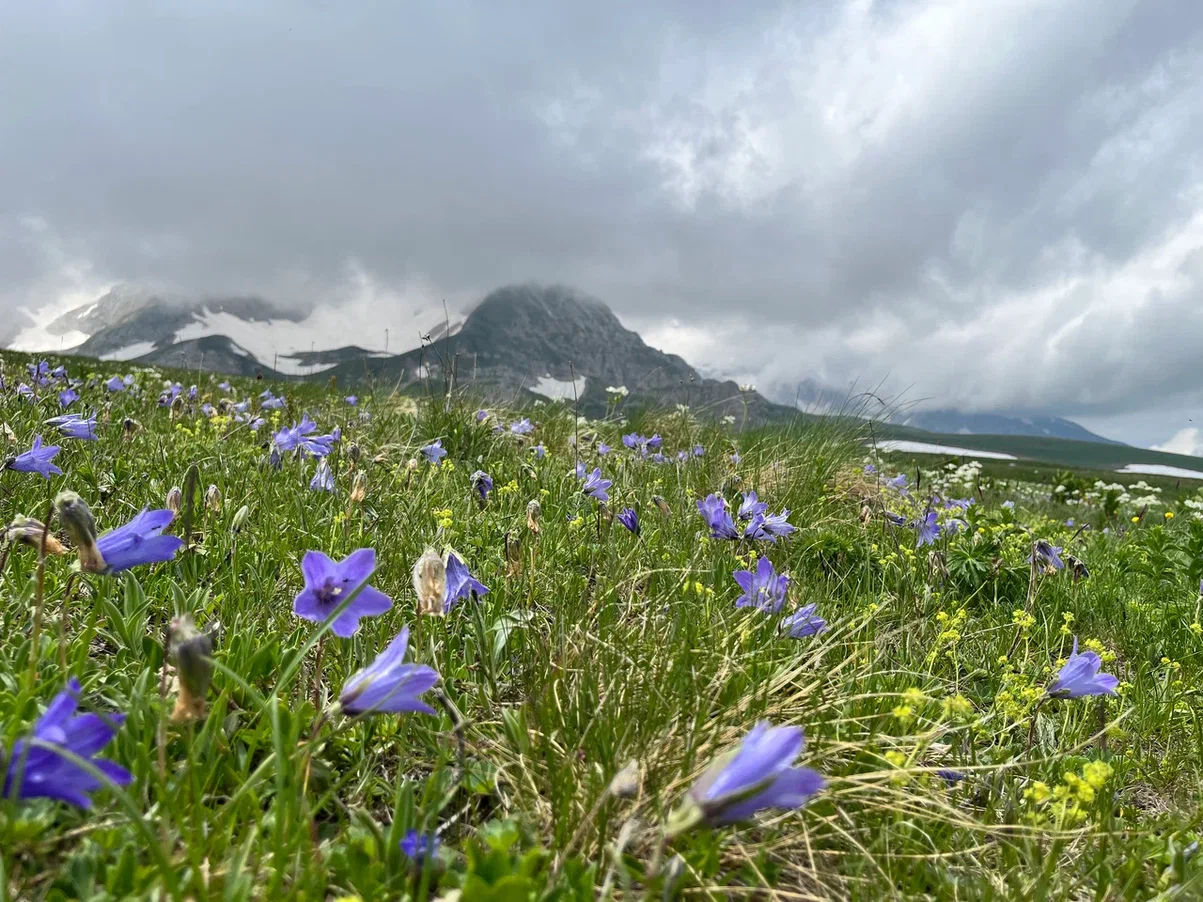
[347,442,361,465]
[231,504,250,532]
[652,495,671,517]
[169,615,215,722]
[165,486,183,513]
[526,499,542,534]
[122,417,142,440]
[412,547,447,616]
[608,760,641,799]
[54,490,105,572]
[205,484,222,512]
[170,394,184,418]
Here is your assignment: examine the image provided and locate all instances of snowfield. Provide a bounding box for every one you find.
[870,440,1018,460]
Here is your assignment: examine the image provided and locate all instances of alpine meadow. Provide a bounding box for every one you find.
[0,351,1200,900]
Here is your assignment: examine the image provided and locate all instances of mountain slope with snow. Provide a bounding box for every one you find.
[4,285,463,376]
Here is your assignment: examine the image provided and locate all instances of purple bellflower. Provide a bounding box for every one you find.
[3,678,132,808]
[698,494,740,540]
[58,388,79,408]
[510,418,534,435]
[471,470,493,502]
[8,435,62,479]
[443,551,488,612]
[309,459,335,492]
[1030,540,1065,572]
[1048,638,1119,698]
[96,509,185,573]
[737,492,767,521]
[617,507,640,535]
[345,395,358,406]
[293,548,393,638]
[671,720,824,833]
[746,509,796,542]
[400,829,441,862]
[421,439,447,466]
[104,376,125,392]
[782,604,827,638]
[45,413,97,441]
[338,626,440,716]
[582,467,611,502]
[597,441,612,455]
[913,511,941,547]
[733,556,789,612]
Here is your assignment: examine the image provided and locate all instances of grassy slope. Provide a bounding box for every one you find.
[1,349,1202,899]
[875,421,1203,470]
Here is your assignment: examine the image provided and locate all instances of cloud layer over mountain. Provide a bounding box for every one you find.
[2,1,1202,444]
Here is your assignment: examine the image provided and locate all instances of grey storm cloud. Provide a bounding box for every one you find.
[3,0,1203,437]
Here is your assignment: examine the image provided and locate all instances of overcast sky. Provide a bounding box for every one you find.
[3,1,1203,447]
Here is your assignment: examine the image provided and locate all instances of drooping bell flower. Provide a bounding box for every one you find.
[781,604,827,638]
[1030,540,1064,573]
[698,494,740,540]
[7,435,62,480]
[617,507,640,535]
[581,467,611,502]
[3,678,132,808]
[1048,638,1118,698]
[339,626,440,716]
[471,470,493,502]
[443,550,488,612]
[45,413,97,441]
[667,721,824,834]
[56,498,186,575]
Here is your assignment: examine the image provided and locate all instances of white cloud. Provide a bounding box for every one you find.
[1153,427,1203,458]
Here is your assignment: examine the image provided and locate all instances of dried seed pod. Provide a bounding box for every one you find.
[165,486,183,513]
[205,484,222,512]
[526,499,542,534]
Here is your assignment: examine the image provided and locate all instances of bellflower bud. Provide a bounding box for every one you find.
[165,486,183,513]
[169,615,215,722]
[412,547,447,617]
[231,504,250,532]
[54,490,105,572]
[205,484,222,512]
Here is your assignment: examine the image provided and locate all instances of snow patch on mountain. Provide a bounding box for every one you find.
[531,374,586,401]
[101,341,157,361]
